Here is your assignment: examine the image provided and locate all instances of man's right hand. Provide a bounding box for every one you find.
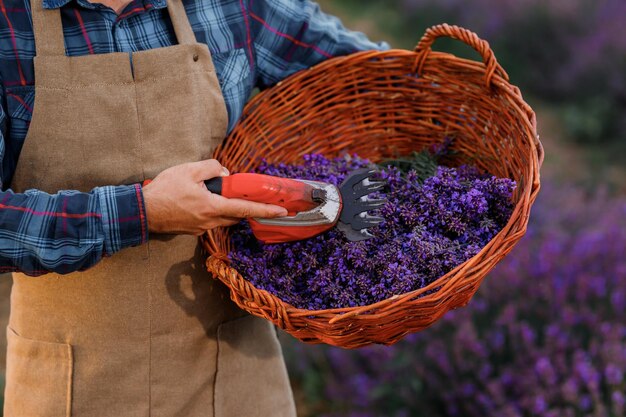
[142,159,288,235]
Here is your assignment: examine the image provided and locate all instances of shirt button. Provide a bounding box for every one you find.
[193,54,199,62]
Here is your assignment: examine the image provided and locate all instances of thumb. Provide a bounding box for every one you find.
[187,159,230,182]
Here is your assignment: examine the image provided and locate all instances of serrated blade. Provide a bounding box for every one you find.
[337,168,386,241]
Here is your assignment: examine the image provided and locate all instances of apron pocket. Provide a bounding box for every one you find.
[4,327,73,417]
[214,315,296,417]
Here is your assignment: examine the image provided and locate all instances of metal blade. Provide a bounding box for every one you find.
[354,198,386,211]
[337,168,387,240]
[337,221,373,242]
[352,180,386,199]
[347,213,385,231]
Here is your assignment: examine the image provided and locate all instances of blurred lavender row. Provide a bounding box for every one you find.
[282,179,626,416]
[324,0,626,164]
[402,0,626,99]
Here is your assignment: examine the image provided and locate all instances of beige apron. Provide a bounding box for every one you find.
[5,1,296,416]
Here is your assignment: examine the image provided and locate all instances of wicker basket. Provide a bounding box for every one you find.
[202,24,543,349]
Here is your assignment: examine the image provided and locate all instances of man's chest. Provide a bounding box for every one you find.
[0,0,251,85]
[0,0,256,183]
[88,0,133,14]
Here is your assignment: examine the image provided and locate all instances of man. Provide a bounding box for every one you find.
[0,0,386,415]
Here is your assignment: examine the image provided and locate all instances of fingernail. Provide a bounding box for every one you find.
[221,167,230,177]
[274,207,288,216]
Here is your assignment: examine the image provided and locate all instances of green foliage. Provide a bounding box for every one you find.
[378,150,439,180]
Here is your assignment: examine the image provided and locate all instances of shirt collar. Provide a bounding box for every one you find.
[42,0,166,10]
[42,0,71,8]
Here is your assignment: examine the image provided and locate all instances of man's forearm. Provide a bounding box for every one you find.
[0,185,147,276]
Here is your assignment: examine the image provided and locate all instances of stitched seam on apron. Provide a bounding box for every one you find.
[35,71,215,90]
[131,71,152,416]
[66,344,73,417]
[130,77,146,185]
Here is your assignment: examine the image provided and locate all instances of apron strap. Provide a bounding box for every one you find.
[30,0,197,58]
[165,0,197,45]
[30,0,66,56]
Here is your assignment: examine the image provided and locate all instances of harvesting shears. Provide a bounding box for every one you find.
[204,169,385,243]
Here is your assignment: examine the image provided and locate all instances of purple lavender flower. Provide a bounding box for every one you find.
[229,154,515,310]
[281,180,626,417]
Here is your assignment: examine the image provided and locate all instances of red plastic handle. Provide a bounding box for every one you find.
[219,173,318,215]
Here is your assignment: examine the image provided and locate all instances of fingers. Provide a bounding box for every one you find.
[211,216,241,228]
[186,159,229,182]
[213,196,288,219]
[192,216,241,235]
[198,217,241,233]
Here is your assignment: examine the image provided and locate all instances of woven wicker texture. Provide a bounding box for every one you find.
[202,24,543,349]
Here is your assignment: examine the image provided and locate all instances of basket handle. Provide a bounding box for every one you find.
[413,23,509,88]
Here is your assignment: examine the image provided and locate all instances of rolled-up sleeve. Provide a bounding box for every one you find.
[249,0,390,88]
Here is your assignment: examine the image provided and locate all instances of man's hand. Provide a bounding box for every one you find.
[142,159,288,235]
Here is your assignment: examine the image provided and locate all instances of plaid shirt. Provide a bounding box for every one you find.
[0,0,386,275]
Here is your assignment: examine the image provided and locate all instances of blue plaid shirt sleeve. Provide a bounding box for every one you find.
[0,89,148,276]
[0,0,387,276]
[251,0,390,88]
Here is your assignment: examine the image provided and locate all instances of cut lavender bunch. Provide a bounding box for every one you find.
[229,153,516,310]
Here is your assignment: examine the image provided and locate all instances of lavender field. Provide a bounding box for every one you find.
[318,0,625,172]
[282,178,626,416]
[280,1,626,416]
[0,1,622,415]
